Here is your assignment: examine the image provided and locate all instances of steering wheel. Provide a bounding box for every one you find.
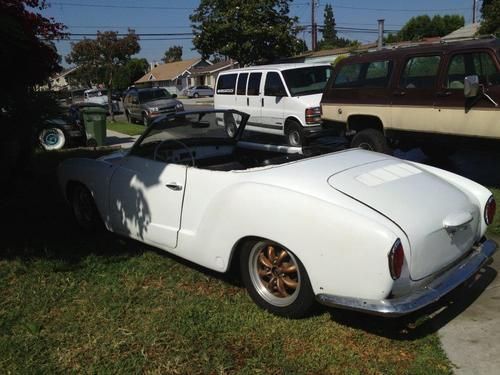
[153,139,195,166]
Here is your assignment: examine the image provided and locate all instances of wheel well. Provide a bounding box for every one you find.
[65,180,81,201]
[227,236,259,275]
[284,117,302,134]
[347,115,384,133]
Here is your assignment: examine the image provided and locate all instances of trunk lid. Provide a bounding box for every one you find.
[327,159,479,280]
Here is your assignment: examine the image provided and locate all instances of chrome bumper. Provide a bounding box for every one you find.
[316,239,497,317]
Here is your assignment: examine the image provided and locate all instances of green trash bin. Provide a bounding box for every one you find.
[81,106,107,147]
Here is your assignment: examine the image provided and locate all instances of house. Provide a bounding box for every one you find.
[441,23,481,41]
[41,66,78,91]
[134,58,212,95]
[189,60,239,88]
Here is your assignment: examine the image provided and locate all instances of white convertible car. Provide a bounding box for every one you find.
[58,110,497,318]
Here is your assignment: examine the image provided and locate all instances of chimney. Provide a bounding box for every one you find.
[377,19,385,50]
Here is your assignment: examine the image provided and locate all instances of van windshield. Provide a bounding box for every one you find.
[282,66,333,96]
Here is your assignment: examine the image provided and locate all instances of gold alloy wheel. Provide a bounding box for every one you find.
[249,241,301,307]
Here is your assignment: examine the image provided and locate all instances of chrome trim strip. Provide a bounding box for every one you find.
[317,239,497,317]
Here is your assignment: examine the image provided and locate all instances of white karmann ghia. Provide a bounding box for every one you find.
[58,110,497,318]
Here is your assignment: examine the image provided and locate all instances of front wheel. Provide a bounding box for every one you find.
[70,184,102,231]
[351,128,392,154]
[142,114,149,126]
[240,239,315,318]
[38,127,66,151]
[193,92,199,98]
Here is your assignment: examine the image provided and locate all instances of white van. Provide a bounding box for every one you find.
[214,63,333,146]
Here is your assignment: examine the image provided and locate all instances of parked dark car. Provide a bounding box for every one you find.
[123,87,184,125]
[321,38,500,156]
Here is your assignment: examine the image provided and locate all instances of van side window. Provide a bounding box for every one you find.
[400,55,441,89]
[264,72,287,96]
[216,74,237,95]
[237,73,248,95]
[446,52,499,88]
[334,64,362,88]
[247,73,262,96]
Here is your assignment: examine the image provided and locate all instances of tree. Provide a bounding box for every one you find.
[0,1,66,174]
[317,4,353,50]
[479,0,500,36]
[394,14,464,41]
[67,30,140,120]
[162,45,183,63]
[113,58,149,90]
[190,0,303,66]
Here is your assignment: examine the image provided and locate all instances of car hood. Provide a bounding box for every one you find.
[144,98,180,108]
[327,158,479,280]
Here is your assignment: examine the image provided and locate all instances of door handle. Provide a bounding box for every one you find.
[247,97,249,106]
[436,91,452,97]
[261,98,264,107]
[392,90,406,97]
[165,183,183,191]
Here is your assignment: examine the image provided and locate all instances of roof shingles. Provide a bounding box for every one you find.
[135,58,201,83]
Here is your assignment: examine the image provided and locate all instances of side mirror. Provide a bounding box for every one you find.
[464,75,479,98]
[172,94,178,98]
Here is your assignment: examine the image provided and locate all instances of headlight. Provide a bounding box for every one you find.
[175,103,184,111]
[149,107,159,112]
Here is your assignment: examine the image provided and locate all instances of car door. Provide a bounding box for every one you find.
[245,72,264,131]
[391,54,442,133]
[261,71,286,134]
[434,50,500,139]
[108,154,187,249]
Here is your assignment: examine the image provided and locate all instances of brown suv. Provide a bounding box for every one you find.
[321,38,500,156]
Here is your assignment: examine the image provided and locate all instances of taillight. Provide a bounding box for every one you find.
[485,195,496,225]
[388,239,404,280]
[305,107,321,124]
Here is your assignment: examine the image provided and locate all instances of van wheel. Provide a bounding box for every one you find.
[240,239,315,318]
[351,129,392,154]
[286,121,305,147]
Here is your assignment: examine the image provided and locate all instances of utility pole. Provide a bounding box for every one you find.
[472,0,477,23]
[311,0,317,51]
[377,19,385,50]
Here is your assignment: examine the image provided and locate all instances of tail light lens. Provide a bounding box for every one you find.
[388,239,404,280]
[485,195,496,225]
[305,107,321,124]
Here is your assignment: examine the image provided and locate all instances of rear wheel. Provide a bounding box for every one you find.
[285,121,305,147]
[240,239,315,318]
[70,184,102,231]
[38,127,66,151]
[351,128,392,154]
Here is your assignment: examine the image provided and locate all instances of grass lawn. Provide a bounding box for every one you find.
[488,187,500,236]
[107,120,145,136]
[0,150,452,374]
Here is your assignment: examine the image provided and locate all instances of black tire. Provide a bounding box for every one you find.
[421,145,455,160]
[38,127,66,151]
[224,113,237,138]
[285,121,305,147]
[193,92,200,98]
[351,128,392,154]
[70,183,102,231]
[142,113,149,126]
[240,239,315,318]
[126,110,132,123]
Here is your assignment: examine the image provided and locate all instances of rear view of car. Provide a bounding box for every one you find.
[185,85,214,98]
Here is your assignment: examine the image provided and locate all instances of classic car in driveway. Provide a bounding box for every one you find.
[58,110,497,318]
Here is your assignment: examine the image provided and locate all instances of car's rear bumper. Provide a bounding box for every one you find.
[316,238,497,317]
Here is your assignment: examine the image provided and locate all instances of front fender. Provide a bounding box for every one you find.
[189,182,399,300]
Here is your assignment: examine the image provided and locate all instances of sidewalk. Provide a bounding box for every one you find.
[438,233,499,374]
[106,129,140,149]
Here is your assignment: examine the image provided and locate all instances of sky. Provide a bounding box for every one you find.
[40,0,481,66]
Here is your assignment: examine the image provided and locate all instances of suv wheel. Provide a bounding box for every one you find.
[351,129,392,154]
[126,110,132,123]
[142,113,149,126]
[285,121,305,147]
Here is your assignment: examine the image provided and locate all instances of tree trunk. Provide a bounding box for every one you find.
[109,68,115,122]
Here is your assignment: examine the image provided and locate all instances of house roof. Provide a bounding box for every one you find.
[190,60,238,75]
[135,58,201,83]
[441,23,480,41]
